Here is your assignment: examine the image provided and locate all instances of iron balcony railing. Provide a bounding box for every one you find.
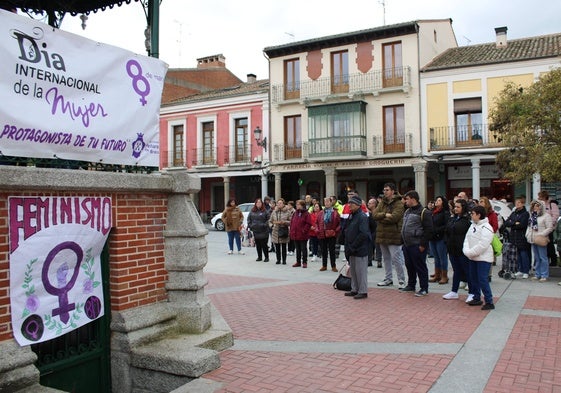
[272,136,367,161]
[429,124,504,151]
[372,133,413,156]
[191,147,216,166]
[271,66,411,104]
[223,144,252,165]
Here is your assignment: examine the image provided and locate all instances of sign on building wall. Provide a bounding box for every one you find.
[9,196,112,346]
[0,9,168,166]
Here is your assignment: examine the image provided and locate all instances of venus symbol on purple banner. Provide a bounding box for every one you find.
[126,59,150,106]
[41,241,83,324]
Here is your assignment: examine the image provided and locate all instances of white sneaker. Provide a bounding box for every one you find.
[443,291,459,300]
[398,281,406,289]
[310,256,316,262]
[237,250,245,255]
[465,294,474,303]
[522,273,529,279]
[227,250,233,255]
[515,272,523,278]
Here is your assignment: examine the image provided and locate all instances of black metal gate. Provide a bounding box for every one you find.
[31,242,111,393]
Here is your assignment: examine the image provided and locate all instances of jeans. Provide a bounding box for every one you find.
[449,254,469,293]
[469,260,493,304]
[379,243,406,282]
[294,240,308,263]
[309,236,319,256]
[275,243,287,263]
[227,230,241,252]
[320,237,337,267]
[255,237,269,260]
[429,239,448,271]
[402,244,429,292]
[532,244,549,278]
[517,248,531,274]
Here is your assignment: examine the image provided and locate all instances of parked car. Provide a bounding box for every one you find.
[210,203,253,231]
[490,199,512,228]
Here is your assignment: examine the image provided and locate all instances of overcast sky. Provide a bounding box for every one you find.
[33,0,561,80]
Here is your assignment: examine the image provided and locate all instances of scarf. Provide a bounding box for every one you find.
[530,211,538,230]
[324,208,333,224]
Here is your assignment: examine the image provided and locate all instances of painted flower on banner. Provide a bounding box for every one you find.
[21,258,39,318]
[81,248,101,293]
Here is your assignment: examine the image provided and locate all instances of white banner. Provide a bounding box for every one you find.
[9,196,112,346]
[0,10,168,166]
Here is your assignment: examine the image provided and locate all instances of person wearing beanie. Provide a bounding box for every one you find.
[343,195,370,299]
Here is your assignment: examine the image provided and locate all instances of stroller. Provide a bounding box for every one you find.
[498,229,517,279]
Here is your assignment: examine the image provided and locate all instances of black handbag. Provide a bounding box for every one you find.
[278,225,288,239]
[333,264,351,291]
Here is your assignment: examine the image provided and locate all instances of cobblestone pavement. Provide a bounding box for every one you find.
[199,228,561,393]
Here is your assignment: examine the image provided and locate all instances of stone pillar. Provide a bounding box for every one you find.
[532,173,541,200]
[0,339,64,392]
[413,161,428,206]
[470,157,481,200]
[274,172,282,200]
[324,167,337,199]
[261,173,268,200]
[223,176,230,203]
[163,169,211,333]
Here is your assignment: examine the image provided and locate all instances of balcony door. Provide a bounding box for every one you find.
[284,115,302,159]
[383,105,405,153]
[382,42,402,87]
[331,50,349,94]
[284,58,300,100]
[454,98,483,146]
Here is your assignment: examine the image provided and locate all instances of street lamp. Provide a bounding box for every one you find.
[253,126,267,152]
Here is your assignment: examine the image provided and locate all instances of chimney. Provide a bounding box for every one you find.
[196,54,226,69]
[495,26,508,48]
[247,73,257,83]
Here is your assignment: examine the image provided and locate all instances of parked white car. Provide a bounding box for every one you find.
[490,199,512,227]
[210,203,253,231]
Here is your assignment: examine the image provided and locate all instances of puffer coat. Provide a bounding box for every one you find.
[372,194,404,245]
[269,207,292,244]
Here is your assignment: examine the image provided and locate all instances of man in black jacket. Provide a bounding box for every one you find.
[400,190,433,297]
[343,195,370,299]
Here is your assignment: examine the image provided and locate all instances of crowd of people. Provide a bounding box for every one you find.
[220,187,561,308]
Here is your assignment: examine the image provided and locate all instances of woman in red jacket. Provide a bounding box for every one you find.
[289,200,312,268]
[308,202,322,262]
[316,197,341,272]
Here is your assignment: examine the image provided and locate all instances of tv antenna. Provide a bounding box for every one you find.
[378,0,386,25]
[174,19,184,65]
[463,35,472,45]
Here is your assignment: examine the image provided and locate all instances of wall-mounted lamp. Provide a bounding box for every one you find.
[254,126,267,152]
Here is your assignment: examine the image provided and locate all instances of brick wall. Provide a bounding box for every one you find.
[0,191,169,341]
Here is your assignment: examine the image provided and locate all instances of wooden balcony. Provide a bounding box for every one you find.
[271,66,411,105]
[429,124,504,151]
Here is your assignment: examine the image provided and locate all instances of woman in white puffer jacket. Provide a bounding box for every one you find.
[525,200,554,281]
[463,205,495,310]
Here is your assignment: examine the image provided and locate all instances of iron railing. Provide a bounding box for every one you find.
[307,136,367,158]
[271,66,411,104]
[223,144,252,165]
[429,124,504,151]
[372,133,413,156]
